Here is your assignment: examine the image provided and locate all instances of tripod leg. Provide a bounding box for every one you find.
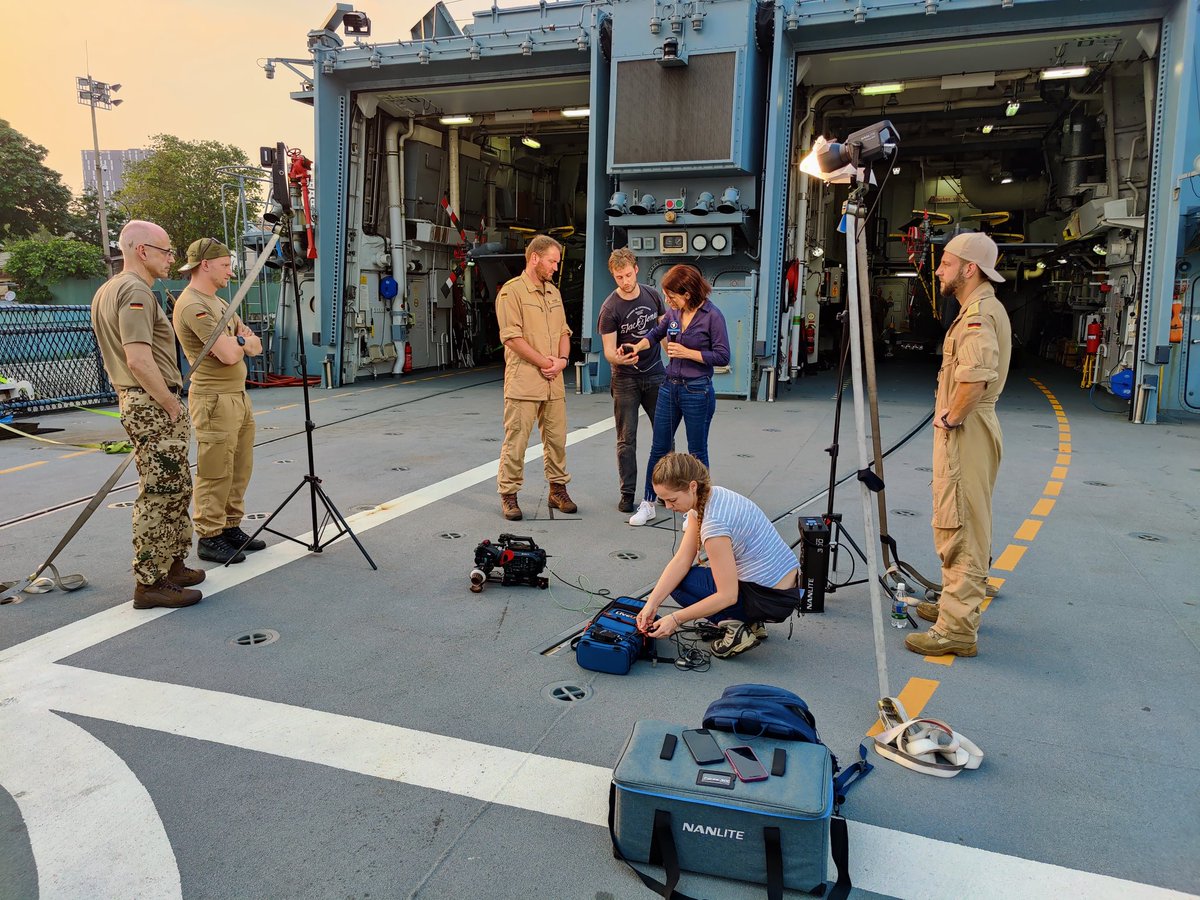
[310,481,378,570]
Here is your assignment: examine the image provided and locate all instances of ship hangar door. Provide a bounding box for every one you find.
[348,68,593,378]
[789,22,1159,382]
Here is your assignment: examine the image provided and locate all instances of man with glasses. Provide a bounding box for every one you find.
[91,220,203,609]
[173,238,265,564]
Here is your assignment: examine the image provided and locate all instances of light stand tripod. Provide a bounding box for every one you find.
[228,212,377,569]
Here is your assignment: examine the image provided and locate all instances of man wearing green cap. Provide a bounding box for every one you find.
[173,238,266,564]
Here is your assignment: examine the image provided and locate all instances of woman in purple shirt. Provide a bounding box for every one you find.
[619,265,730,525]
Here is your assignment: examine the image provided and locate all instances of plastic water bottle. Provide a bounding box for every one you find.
[890,582,908,629]
[667,320,681,343]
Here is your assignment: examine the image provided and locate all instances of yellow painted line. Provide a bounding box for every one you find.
[923,653,957,666]
[0,460,48,475]
[1058,423,1070,433]
[1045,481,1063,496]
[993,544,1027,571]
[988,576,1005,589]
[58,449,98,460]
[980,596,993,613]
[1055,454,1071,466]
[866,677,939,736]
[1050,466,1068,480]
[310,397,327,403]
[1014,519,1042,541]
[1058,442,1072,453]
[1032,498,1056,517]
[275,404,299,411]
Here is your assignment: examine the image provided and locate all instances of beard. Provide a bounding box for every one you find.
[939,271,965,300]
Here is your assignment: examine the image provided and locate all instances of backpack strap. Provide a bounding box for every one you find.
[833,742,874,804]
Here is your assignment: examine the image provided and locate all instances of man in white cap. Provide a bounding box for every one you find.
[907,232,1012,658]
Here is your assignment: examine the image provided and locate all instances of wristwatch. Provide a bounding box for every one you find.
[236,335,247,347]
[940,413,959,429]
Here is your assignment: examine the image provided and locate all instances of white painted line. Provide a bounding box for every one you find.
[0,416,617,669]
[25,664,1192,900]
[0,704,181,900]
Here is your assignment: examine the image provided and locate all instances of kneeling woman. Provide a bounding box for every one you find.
[634,453,803,658]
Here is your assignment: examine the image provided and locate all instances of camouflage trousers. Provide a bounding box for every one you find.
[118,388,194,585]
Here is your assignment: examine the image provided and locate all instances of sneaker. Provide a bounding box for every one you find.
[904,628,977,657]
[710,621,762,658]
[168,558,206,587]
[133,578,201,609]
[197,535,247,564]
[750,622,768,641]
[618,493,635,513]
[501,493,523,521]
[223,525,266,552]
[916,600,939,623]
[628,499,657,526]
[548,483,578,514]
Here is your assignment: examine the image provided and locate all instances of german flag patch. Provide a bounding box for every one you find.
[967,322,982,329]
[129,302,144,310]
[195,311,208,318]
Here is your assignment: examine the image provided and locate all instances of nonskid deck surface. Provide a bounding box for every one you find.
[1,360,1197,899]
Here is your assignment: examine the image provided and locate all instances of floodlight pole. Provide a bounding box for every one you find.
[841,174,891,700]
[78,75,118,276]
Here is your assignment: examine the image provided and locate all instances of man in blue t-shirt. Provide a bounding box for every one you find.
[597,248,666,512]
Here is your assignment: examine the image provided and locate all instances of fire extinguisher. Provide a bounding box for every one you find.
[1170,301,1184,343]
[402,342,413,374]
[1085,318,1101,354]
[804,321,816,357]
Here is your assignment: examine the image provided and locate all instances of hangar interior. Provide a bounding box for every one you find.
[789,22,1157,395]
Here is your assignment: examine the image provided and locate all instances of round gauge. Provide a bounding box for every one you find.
[692,233,709,252]
[710,232,728,252]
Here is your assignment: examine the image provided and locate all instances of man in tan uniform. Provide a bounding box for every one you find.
[495,235,576,521]
[92,220,203,609]
[907,232,1012,658]
[173,238,265,564]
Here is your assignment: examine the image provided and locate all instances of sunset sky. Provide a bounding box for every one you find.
[2,0,500,193]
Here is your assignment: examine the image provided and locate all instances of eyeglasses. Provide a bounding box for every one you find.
[142,243,176,257]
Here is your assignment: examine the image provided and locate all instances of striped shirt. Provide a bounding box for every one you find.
[699,486,799,587]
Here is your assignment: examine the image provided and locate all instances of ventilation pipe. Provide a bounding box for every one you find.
[1103,75,1119,200]
[486,159,499,228]
[1061,108,1092,206]
[385,117,415,373]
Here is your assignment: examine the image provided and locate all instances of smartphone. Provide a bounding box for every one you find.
[725,745,769,782]
[681,729,725,765]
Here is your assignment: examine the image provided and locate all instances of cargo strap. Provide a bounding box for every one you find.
[607,784,854,900]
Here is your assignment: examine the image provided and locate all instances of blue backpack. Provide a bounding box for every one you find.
[702,683,871,801]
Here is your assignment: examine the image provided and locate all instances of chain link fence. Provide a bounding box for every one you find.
[0,304,116,418]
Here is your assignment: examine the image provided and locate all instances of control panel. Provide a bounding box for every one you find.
[627,228,734,257]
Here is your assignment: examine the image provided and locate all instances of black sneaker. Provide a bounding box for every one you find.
[223,525,266,552]
[198,535,246,564]
[618,494,635,513]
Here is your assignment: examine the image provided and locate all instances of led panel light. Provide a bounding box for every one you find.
[981,124,995,134]
[521,135,541,149]
[860,82,904,96]
[1005,101,1020,117]
[1040,66,1091,80]
[561,107,590,118]
[439,114,474,125]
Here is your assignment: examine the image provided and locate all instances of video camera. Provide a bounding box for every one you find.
[469,534,549,593]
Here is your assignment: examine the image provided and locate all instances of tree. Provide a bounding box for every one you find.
[117,135,259,269]
[0,119,72,238]
[67,190,129,251]
[5,237,107,304]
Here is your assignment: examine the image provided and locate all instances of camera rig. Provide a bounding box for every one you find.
[470,534,549,593]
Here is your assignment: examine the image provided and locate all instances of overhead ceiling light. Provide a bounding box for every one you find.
[892,166,901,175]
[468,43,481,61]
[981,124,995,134]
[561,107,590,118]
[895,271,920,278]
[439,114,474,125]
[520,38,533,56]
[1092,243,1107,255]
[860,82,904,96]
[1057,257,1068,264]
[1035,260,1047,270]
[521,135,541,149]
[1041,66,1091,80]
[1000,176,1014,184]
[416,47,430,65]
[1005,100,1020,117]
[810,245,824,258]
[853,4,867,23]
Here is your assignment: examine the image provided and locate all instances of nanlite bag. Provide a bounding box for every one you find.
[610,720,847,900]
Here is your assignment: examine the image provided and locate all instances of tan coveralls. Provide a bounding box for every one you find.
[495,272,573,496]
[932,281,1012,640]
